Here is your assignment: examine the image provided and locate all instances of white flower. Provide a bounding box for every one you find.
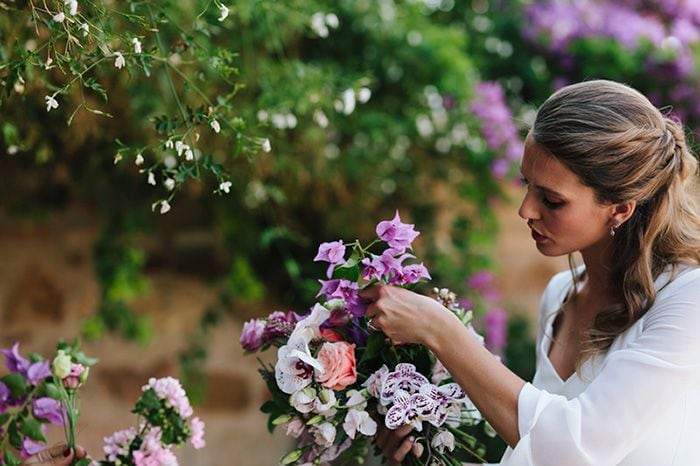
[135,154,144,166]
[358,87,372,103]
[342,88,356,115]
[325,13,339,29]
[256,110,268,122]
[281,417,305,438]
[159,200,171,214]
[344,389,368,410]
[275,337,324,394]
[53,12,65,23]
[114,52,125,69]
[219,181,232,193]
[310,422,336,447]
[147,172,156,186]
[7,145,18,155]
[261,138,271,152]
[175,141,186,156]
[80,23,89,37]
[218,4,229,22]
[342,409,377,440]
[431,430,455,453]
[310,13,329,37]
[164,178,175,191]
[210,119,221,133]
[65,0,78,16]
[44,56,53,70]
[361,364,389,398]
[113,154,122,164]
[313,110,329,128]
[285,113,297,129]
[289,387,316,413]
[132,37,142,54]
[185,148,194,161]
[289,303,330,342]
[314,389,336,413]
[45,95,59,112]
[431,358,451,385]
[165,140,174,149]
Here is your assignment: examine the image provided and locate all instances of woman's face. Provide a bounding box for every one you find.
[518,134,615,258]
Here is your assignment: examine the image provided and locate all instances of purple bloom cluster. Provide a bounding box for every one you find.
[240,310,300,353]
[470,82,523,179]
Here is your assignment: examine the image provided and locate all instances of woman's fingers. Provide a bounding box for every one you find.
[22,443,72,466]
[390,435,415,464]
[358,284,381,300]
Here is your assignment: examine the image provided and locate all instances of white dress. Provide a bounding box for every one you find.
[499,265,700,466]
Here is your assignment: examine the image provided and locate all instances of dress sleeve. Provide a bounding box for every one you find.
[502,269,700,466]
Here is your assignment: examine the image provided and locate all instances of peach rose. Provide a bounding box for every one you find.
[319,328,343,342]
[316,341,357,390]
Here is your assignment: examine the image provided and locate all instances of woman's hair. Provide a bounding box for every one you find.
[532,79,700,365]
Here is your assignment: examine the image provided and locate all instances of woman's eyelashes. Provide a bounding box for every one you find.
[520,176,565,209]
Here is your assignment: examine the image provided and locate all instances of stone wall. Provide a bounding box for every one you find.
[0,187,567,465]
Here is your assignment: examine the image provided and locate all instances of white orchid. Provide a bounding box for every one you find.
[45,95,59,112]
[114,52,125,69]
[362,364,388,399]
[289,303,330,341]
[342,408,377,439]
[275,336,323,394]
[218,4,229,22]
[431,429,455,453]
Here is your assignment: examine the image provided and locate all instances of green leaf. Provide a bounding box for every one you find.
[8,419,22,449]
[133,388,161,414]
[2,373,26,397]
[3,450,21,466]
[44,382,62,400]
[21,417,47,442]
[332,262,360,282]
[359,332,385,364]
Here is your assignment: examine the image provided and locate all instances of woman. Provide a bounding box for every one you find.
[20,444,87,466]
[361,80,700,466]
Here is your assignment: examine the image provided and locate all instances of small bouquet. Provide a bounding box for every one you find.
[0,340,96,466]
[95,377,205,465]
[0,342,205,466]
[241,212,491,465]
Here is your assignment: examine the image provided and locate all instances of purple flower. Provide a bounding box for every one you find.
[390,263,432,286]
[361,251,415,282]
[26,361,52,385]
[21,437,46,459]
[485,308,509,355]
[467,271,494,290]
[240,318,266,353]
[314,241,347,278]
[262,311,299,342]
[0,381,9,413]
[2,343,30,375]
[375,211,420,253]
[33,397,65,425]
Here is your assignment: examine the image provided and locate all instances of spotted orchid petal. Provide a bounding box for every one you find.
[380,363,430,406]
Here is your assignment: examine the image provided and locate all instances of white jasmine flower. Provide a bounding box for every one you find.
[185,148,194,161]
[135,153,144,166]
[114,52,125,69]
[80,23,89,37]
[44,56,53,70]
[147,172,156,186]
[53,12,65,23]
[164,178,175,191]
[311,12,329,37]
[219,181,232,193]
[210,119,221,133]
[65,0,78,16]
[261,138,271,152]
[13,77,25,94]
[358,87,372,103]
[175,141,186,156]
[45,95,59,112]
[159,200,171,214]
[132,37,142,54]
[113,154,122,164]
[165,140,174,149]
[325,13,339,29]
[218,4,229,22]
[342,88,356,115]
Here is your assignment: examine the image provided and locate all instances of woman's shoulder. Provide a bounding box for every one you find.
[654,263,700,297]
[644,263,700,329]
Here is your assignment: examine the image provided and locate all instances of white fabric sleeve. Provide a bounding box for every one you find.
[501,270,700,466]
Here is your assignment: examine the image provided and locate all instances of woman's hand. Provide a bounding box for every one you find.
[21,444,87,466]
[375,423,421,465]
[360,284,457,348]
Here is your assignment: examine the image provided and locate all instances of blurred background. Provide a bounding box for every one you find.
[1,0,699,464]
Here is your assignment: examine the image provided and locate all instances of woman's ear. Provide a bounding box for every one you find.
[611,200,636,226]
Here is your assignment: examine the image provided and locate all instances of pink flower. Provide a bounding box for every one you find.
[485,307,508,355]
[316,341,357,390]
[104,427,138,461]
[240,318,265,353]
[314,240,346,277]
[21,437,46,459]
[375,211,420,253]
[69,363,85,377]
[143,377,193,418]
[189,417,206,449]
[319,328,343,342]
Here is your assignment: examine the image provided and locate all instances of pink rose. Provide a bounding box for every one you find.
[316,341,356,390]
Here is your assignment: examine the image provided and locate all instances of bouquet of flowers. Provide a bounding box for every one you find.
[0,341,205,466]
[241,212,491,465]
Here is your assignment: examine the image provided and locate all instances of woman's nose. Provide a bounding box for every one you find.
[518,190,539,220]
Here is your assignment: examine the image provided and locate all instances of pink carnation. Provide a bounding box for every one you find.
[315,341,357,390]
[103,427,138,461]
[133,427,179,466]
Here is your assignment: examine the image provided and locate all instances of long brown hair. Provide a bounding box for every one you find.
[532,80,700,364]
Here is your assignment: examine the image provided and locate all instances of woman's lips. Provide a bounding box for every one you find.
[530,228,548,243]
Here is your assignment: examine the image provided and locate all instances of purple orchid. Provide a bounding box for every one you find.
[33,397,66,425]
[385,389,435,432]
[314,240,347,278]
[2,342,30,375]
[375,211,420,253]
[419,383,466,426]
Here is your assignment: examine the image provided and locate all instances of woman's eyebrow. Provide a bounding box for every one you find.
[520,172,567,198]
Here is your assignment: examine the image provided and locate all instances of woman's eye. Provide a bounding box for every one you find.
[542,197,564,209]
[519,176,529,186]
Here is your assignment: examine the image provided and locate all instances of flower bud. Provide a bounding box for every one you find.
[305,414,324,425]
[280,448,304,465]
[272,414,293,426]
[51,350,72,379]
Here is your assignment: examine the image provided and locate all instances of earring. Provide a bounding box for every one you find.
[610,221,620,237]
